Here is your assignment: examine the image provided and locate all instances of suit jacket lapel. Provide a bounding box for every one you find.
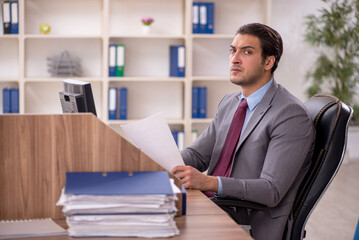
[236,80,279,149]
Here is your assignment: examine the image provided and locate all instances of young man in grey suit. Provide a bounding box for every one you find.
[172,23,315,240]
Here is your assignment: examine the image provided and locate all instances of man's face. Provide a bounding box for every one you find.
[229,34,266,87]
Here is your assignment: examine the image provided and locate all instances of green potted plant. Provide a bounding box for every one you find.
[304,0,359,123]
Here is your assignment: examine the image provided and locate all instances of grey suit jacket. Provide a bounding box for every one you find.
[181,80,315,240]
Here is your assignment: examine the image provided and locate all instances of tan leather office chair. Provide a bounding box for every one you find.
[212,94,354,240]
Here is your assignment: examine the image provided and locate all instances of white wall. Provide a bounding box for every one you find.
[271,0,359,163]
[271,0,326,102]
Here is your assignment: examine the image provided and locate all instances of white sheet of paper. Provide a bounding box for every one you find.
[121,113,184,172]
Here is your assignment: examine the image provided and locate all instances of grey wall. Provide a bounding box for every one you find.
[271,0,326,102]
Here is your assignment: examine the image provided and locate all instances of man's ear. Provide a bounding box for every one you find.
[264,56,275,71]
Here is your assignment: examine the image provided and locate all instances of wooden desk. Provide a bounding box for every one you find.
[11,190,252,240]
[0,115,252,239]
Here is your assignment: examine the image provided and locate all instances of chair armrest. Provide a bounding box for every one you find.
[211,197,267,211]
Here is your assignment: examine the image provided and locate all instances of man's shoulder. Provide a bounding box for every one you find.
[273,84,305,107]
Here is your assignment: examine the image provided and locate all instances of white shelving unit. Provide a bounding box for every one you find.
[0,0,271,147]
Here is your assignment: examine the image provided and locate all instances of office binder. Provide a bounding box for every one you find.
[10,88,19,113]
[115,44,125,77]
[2,88,11,113]
[172,131,178,146]
[2,1,11,34]
[199,3,207,34]
[170,45,185,77]
[206,2,214,34]
[10,1,18,34]
[192,2,200,33]
[108,87,117,120]
[177,131,184,151]
[199,86,207,118]
[191,129,198,143]
[65,171,173,196]
[199,2,214,34]
[108,44,116,77]
[118,87,127,120]
[192,86,199,118]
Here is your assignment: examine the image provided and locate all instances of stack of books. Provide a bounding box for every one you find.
[57,171,180,238]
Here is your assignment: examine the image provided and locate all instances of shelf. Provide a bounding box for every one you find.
[192,76,229,81]
[109,77,186,82]
[24,77,104,83]
[0,35,19,39]
[24,0,103,36]
[0,0,270,147]
[24,35,103,39]
[191,118,213,124]
[0,78,19,82]
[108,118,185,126]
[110,35,186,39]
[192,34,234,39]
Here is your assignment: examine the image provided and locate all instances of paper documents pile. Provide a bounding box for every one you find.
[57,171,180,238]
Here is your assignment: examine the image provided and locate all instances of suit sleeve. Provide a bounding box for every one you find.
[180,114,218,172]
[220,103,315,207]
[180,94,231,172]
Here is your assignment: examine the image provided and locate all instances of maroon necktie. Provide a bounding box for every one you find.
[206,99,248,197]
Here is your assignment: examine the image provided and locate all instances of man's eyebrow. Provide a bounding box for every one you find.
[230,45,255,50]
[240,46,255,50]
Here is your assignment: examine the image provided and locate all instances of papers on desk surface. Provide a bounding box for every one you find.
[0,218,67,239]
[56,171,180,238]
[121,112,184,172]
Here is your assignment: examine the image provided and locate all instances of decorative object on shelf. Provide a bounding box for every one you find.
[40,23,51,34]
[304,0,359,124]
[141,17,154,34]
[47,51,82,77]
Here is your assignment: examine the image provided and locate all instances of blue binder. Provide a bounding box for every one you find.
[199,87,207,118]
[65,171,173,196]
[10,88,19,113]
[206,2,214,34]
[2,88,11,113]
[198,3,207,34]
[108,87,117,120]
[108,44,116,77]
[172,131,178,146]
[10,1,18,34]
[192,2,200,33]
[192,86,199,118]
[119,87,127,120]
[199,2,214,34]
[170,45,185,77]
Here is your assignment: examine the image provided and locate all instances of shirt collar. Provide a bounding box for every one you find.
[240,78,273,111]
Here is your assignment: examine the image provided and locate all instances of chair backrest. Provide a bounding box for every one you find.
[290,95,353,240]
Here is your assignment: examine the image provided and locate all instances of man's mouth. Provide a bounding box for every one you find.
[231,67,243,73]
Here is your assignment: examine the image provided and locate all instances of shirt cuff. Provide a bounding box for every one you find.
[216,176,223,196]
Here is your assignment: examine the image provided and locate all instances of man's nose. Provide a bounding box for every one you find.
[231,52,241,65]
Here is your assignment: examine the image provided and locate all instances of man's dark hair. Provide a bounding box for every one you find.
[237,23,283,73]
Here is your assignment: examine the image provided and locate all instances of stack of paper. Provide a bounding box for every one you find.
[57,171,180,238]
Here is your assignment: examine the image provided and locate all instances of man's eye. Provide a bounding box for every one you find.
[230,49,235,54]
[244,50,252,55]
